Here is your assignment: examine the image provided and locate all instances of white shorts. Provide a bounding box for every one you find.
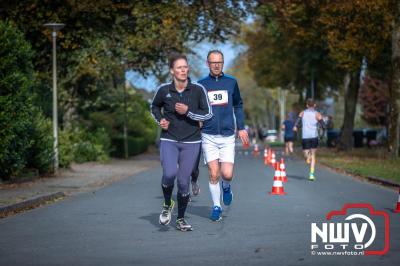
[201,133,235,163]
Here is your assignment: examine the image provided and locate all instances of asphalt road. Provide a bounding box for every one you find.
[1,149,399,266]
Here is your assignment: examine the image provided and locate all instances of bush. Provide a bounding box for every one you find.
[138,112,157,145]
[25,110,54,174]
[86,93,156,158]
[58,129,75,168]
[59,126,110,168]
[111,136,148,158]
[0,20,53,180]
[0,94,32,179]
[89,111,116,138]
[74,127,110,163]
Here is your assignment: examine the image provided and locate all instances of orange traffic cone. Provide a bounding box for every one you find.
[253,144,260,157]
[395,188,400,213]
[280,158,287,182]
[270,150,276,165]
[266,148,272,164]
[264,148,268,165]
[269,179,286,195]
[243,141,250,150]
[273,162,282,181]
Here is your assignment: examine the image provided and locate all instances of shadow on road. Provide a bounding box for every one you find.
[186,205,211,220]
[139,213,173,232]
[287,175,308,181]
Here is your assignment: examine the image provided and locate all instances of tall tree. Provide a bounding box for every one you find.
[0,0,252,126]
[318,0,392,150]
[229,51,277,131]
[253,0,393,151]
[247,1,341,104]
[390,0,400,157]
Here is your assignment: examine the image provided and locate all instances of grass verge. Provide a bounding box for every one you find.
[317,148,400,184]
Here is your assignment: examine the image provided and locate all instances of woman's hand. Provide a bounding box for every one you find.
[160,118,170,130]
[175,103,188,115]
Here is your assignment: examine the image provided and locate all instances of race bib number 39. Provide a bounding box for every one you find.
[207,90,228,106]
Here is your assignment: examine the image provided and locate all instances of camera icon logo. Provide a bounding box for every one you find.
[311,203,390,256]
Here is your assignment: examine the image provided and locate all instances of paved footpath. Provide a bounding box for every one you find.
[0,149,399,266]
[0,153,160,216]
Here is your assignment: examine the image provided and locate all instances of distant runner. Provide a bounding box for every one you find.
[282,113,295,156]
[293,99,326,181]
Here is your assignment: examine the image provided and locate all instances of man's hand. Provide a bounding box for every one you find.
[175,103,188,115]
[159,118,170,130]
[238,130,249,146]
[293,126,298,132]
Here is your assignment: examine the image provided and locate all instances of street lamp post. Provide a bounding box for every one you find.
[44,23,65,172]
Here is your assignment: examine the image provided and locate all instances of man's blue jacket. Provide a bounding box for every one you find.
[198,73,245,136]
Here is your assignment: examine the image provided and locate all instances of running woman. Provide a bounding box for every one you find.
[293,99,325,181]
[198,50,249,221]
[151,54,212,231]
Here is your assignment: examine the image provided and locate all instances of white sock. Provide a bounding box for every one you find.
[222,180,231,189]
[209,182,221,207]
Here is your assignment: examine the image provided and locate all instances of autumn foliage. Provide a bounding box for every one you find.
[359,76,390,126]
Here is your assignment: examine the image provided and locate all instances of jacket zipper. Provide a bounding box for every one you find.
[214,77,221,134]
[178,91,183,142]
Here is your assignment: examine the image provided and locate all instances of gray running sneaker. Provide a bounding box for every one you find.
[159,200,175,225]
[191,181,200,196]
[176,218,193,231]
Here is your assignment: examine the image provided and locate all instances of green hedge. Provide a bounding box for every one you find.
[59,126,110,168]
[267,141,285,147]
[111,136,149,158]
[0,20,53,180]
[25,110,54,174]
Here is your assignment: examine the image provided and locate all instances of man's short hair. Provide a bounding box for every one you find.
[169,53,187,69]
[207,50,224,61]
[306,98,315,107]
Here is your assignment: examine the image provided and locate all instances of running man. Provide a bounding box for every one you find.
[190,143,201,196]
[198,50,249,221]
[282,113,295,156]
[190,121,203,197]
[293,99,325,181]
[151,54,212,231]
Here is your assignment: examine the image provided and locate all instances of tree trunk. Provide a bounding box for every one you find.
[389,4,400,158]
[112,74,129,158]
[298,88,304,104]
[338,70,361,151]
[263,94,271,128]
[278,87,285,141]
[250,117,260,140]
[270,101,276,130]
[62,85,77,129]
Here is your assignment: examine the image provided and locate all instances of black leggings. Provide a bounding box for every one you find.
[160,140,201,195]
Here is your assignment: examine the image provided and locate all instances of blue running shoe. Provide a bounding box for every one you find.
[222,184,233,206]
[210,206,222,221]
